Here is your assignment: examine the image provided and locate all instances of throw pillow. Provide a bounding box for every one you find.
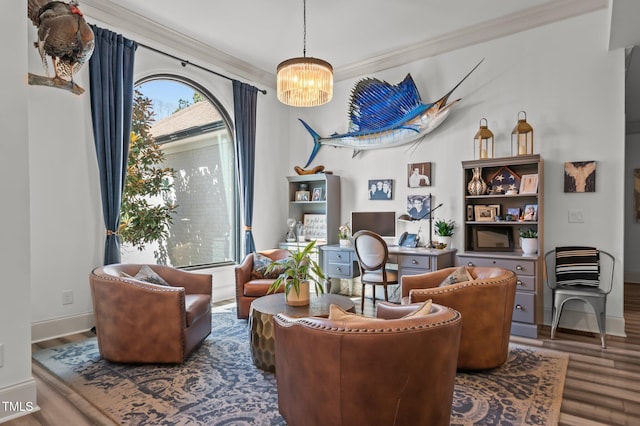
[134,265,170,286]
[251,253,286,279]
[401,299,433,318]
[438,266,473,287]
[328,304,383,323]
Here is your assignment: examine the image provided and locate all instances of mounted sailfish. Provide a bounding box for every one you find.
[300,59,483,167]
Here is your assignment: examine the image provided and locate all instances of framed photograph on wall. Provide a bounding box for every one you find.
[564,161,596,192]
[519,174,539,194]
[407,162,432,187]
[368,179,393,200]
[407,194,431,220]
[474,205,495,222]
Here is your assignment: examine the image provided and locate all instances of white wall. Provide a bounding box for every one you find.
[287,9,626,335]
[0,1,38,421]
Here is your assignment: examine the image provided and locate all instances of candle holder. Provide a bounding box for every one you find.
[474,118,494,159]
[511,111,534,156]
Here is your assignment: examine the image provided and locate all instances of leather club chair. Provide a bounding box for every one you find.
[89,263,212,363]
[378,266,516,370]
[273,303,462,426]
[235,248,289,319]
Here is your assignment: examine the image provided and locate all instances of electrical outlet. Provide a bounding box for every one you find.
[62,290,74,305]
[0,343,4,367]
[568,209,584,223]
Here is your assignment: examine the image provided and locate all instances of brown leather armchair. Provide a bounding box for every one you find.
[235,248,289,319]
[89,264,212,363]
[273,303,462,426]
[378,266,516,370]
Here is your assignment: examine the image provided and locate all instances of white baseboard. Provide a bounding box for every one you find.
[31,312,95,343]
[543,307,626,337]
[0,379,39,423]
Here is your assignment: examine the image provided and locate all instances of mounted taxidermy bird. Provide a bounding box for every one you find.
[27,0,94,95]
[299,59,483,167]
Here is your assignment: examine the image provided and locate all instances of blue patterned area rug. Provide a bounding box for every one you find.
[33,305,568,425]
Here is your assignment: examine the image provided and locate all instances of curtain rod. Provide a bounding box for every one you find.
[138,42,267,95]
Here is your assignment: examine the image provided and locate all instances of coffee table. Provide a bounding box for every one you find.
[248,293,355,372]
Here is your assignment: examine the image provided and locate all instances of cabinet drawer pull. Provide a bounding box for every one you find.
[467,262,474,267]
[337,254,342,259]
[515,304,523,310]
[516,265,523,271]
[336,267,342,272]
[412,259,418,265]
[517,280,524,286]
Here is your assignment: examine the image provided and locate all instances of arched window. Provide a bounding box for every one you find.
[121,75,238,268]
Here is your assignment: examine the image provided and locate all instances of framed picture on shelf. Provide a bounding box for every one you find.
[303,214,327,241]
[467,205,474,221]
[523,204,538,221]
[474,205,495,222]
[506,207,521,221]
[488,204,501,218]
[312,187,323,201]
[519,174,539,194]
[295,190,310,201]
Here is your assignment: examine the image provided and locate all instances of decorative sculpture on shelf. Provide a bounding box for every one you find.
[299,59,484,167]
[294,165,325,175]
[27,0,95,95]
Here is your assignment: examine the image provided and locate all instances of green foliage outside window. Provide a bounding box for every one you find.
[119,89,177,251]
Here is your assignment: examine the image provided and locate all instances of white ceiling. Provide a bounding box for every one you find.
[81,0,640,128]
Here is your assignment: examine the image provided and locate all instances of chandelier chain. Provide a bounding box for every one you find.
[303,0,307,57]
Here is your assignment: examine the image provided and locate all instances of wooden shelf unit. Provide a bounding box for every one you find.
[459,154,543,338]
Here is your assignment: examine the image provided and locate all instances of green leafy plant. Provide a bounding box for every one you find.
[519,228,538,238]
[119,89,177,251]
[266,240,326,297]
[434,219,455,237]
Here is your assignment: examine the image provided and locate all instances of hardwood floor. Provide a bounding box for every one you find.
[7,285,640,426]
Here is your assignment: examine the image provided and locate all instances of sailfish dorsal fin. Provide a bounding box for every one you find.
[347,74,423,132]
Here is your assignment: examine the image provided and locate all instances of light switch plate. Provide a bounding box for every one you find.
[568,209,584,223]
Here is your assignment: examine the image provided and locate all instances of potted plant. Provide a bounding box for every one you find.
[338,222,351,247]
[519,228,538,254]
[433,219,455,249]
[266,240,325,306]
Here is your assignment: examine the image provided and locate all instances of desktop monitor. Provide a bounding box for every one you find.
[351,211,396,238]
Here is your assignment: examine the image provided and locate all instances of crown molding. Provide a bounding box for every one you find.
[80,0,275,88]
[336,0,608,81]
[80,0,607,87]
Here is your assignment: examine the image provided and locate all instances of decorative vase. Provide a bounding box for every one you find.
[467,167,487,196]
[521,238,538,255]
[285,281,310,306]
[339,238,351,247]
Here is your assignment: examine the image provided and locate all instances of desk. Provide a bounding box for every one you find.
[320,245,457,297]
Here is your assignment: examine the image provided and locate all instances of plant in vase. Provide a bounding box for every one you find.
[338,222,351,247]
[433,219,455,249]
[519,228,538,254]
[266,240,325,306]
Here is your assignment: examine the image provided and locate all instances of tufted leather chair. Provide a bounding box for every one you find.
[235,248,289,319]
[89,264,212,363]
[378,266,516,370]
[273,303,462,426]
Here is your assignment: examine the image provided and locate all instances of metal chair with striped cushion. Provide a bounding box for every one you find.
[544,247,615,348]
